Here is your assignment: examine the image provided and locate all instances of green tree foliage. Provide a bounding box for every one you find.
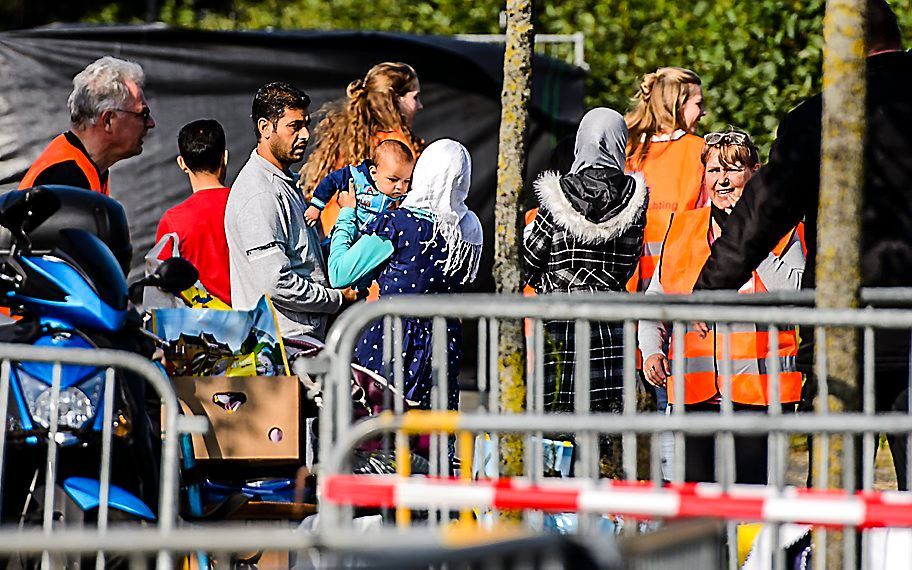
[48,0,912,157]
[543,0,831,157]
[0,0,138,30]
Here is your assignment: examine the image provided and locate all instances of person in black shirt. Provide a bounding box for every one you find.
[695,0,912,489]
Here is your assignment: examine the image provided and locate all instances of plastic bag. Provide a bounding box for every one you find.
[472,434,573,479]
[152,295,289,376]
[144,233,231,310]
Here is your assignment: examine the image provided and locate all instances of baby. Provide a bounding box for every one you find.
[304,139,415,232]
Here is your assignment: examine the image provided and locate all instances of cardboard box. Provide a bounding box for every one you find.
[172,376,300,461]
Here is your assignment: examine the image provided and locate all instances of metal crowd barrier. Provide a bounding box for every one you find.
[3,289,911,569]
[0,524,636,569]
[312,290,912,570]
[0,343,208,569]
[0,342,603,569]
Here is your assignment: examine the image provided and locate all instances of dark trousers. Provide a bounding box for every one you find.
[680,402,796,484]
[804,368,909,490]
[890,388,909,490]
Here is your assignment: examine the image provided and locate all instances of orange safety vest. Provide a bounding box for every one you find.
[625,134,705,292]
[19,134,109,196]
[659,207,803,406]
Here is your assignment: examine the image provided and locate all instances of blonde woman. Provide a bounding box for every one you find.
[301,62,424,237]
[625,67,706,293]
[624,68,706,464]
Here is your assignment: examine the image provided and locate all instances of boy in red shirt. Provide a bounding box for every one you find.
[156,119,232,305]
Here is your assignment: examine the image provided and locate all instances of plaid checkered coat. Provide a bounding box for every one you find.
[524,168,647,412]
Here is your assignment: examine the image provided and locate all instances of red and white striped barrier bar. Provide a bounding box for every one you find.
[323,475,912,529]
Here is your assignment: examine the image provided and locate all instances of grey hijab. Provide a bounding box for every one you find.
[570,107,628,174]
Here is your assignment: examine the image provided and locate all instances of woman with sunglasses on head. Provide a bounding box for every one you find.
[637,130,805,484]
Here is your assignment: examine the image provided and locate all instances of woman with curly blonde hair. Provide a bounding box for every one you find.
[624,67,706,293]
[301,62,424,237]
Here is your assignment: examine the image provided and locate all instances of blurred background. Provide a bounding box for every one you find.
[2,0,911,294]
[4,0,912,157]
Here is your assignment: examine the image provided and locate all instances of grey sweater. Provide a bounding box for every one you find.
[225,150,342,339]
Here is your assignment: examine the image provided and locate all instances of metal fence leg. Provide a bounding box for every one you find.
[671,322,686,484]
[489,318,501,522]
[622,320,637,483]
[393,318,409,528]
[906,330,912,493]
[717,325,737,570]
[40,362,63,570]
[814,326,830,570]
[843,435,858,567]
[432,316,448,524]
[42,363,62,532]
[861,326,875,570]
[527,319,544,482]
[95,367,116,570]
[650,433,662,489]
[382,316,393,459]
[527,319,546,530]
[573,320,596,533]
[767,325,785,570]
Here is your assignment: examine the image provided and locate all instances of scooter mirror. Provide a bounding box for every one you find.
[129,257,200,304]
[151,257,199,294]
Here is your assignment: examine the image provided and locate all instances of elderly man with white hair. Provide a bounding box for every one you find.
[19,55,155,196]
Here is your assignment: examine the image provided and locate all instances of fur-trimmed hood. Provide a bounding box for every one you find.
[534,167,648,244]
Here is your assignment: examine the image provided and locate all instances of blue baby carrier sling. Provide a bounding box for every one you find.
[348,164,399,231]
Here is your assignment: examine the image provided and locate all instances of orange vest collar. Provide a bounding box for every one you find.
[19,133,109,196]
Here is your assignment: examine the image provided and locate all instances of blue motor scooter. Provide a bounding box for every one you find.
[0,186,197,541]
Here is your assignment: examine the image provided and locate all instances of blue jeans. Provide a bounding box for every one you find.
[655,385,668,411]
[654,386,673,480]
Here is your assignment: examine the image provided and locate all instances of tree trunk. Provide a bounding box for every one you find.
[814,0,866,567]
[494,0,533,482]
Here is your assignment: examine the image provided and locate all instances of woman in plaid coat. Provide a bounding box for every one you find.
[524,108,648,413]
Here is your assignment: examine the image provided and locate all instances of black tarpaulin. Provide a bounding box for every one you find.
[0,25,585,290]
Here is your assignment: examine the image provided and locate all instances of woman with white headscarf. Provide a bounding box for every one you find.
[328,138,482,409]
[525,108,648,415]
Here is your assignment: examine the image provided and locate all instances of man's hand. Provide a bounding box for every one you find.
[338,179,356,209]
[643,353,671,388]
[304,205,321,227]
[693,321,711,338]
[338,286,361,305]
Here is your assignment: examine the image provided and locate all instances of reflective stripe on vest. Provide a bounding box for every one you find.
[659,208,802,405]
[637,238,664,290]
[626,134,705,292]
[19,133,109,195]
[667,323,802,405]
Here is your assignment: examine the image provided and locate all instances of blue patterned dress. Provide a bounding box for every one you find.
[352,208,466,409]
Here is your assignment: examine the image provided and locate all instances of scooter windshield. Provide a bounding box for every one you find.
[0,187,61,239]
[53,229,128,311]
